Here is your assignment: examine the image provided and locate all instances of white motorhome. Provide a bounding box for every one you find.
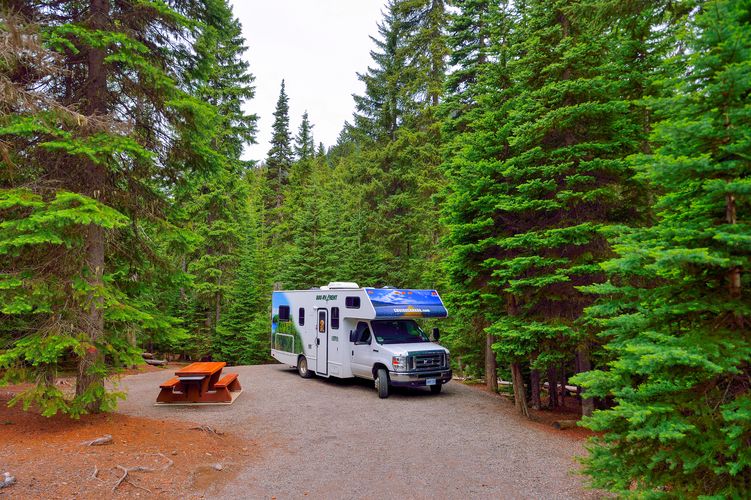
[270,282,452,398]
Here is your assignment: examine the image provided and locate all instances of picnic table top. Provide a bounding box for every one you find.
[175,361,226,377]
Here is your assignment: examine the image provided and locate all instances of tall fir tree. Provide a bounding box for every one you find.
[0,0,221,415]
[573,0,751,495]
[172,0,257,359]
[266,80,294,211]
[348,0,449,289]
[441,0,514,390]
[294,111,315,161]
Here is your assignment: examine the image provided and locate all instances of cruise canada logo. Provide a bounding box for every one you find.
[316,294,338,302]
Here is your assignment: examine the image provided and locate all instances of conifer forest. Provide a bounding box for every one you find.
[2,0,751,496]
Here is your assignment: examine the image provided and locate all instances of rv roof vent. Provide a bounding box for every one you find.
[327,281,359,289]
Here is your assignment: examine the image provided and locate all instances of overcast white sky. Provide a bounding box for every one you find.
[230,1,386,162]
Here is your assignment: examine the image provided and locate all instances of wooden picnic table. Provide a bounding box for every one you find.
[157,361,242,404]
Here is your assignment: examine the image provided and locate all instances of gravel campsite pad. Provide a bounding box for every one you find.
[116,364,596,499]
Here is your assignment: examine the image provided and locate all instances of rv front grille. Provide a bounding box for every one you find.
[412,353,445,371]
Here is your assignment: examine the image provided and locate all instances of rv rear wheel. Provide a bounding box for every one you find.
[297,356,312,378]
[375,367,390,399]
[430,382,442,394]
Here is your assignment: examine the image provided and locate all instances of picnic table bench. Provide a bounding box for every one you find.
[156,361,242,404]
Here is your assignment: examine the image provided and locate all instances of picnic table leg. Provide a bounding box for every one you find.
[207,370,222,390]
[157,388,175,403]
[186,381,202,403]
[200,387,233,403]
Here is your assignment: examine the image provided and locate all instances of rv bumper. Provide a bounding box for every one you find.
[389,369,452,387]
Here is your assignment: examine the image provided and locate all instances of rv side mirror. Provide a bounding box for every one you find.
[349,330,357,343]
[432,327,440,342]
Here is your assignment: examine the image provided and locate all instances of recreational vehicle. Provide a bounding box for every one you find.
[270,282,452,398]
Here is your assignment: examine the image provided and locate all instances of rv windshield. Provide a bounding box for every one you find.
[371,320,429,345]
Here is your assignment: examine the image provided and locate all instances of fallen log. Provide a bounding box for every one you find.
[141,352,155,359]
[552,420,579,430]
[144,358,167,366]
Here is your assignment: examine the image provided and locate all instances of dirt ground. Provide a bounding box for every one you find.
[1,364,597,499]
[0,364,261,499]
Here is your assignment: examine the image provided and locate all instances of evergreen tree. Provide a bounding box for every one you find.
[214,170,273,365]
[294,111,315,161]
[573,1,751,495]
[442,0,670,415]
[442,0,500,134]
[266,80,294,210]
[441,0,515,390]
[354,1,407,141]
[173,0,257,358]
[348,0,449,289]
[394,0,448,113]
[0,0,218,415]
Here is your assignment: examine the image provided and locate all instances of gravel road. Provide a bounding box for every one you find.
[117,364,596,499]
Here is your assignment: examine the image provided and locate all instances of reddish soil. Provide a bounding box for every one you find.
[0,382,259,498]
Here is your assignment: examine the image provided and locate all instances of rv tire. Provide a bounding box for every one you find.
[297,356,312,378]
[375,367,390,399]
[430,382,442,394]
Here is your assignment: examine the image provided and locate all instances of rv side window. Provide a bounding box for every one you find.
[355,322,371,344]
[298,307,305,326]
[345,296,361,309]
[278,305,290,321]
[331,307,340,329]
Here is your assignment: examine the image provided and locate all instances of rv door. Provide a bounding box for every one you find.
[316,309,328,375]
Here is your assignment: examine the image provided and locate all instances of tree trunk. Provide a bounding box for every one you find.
[530,368,541,410]
[547,366,559,409]
[75,0,109,412]
[559,362,567,407]
[726,192,744,328]
[510,362,529,418]
[485,333,498,392]
[577,344,594,417]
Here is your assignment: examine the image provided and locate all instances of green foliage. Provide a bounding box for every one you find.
[573,1,751,495]
[0,0,255,416]
[266,80,294,210]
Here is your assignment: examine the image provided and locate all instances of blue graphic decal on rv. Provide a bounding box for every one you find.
[271,292,304,354]
[365,288,448,318]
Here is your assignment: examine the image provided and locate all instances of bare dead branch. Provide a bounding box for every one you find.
[82,434,113,446]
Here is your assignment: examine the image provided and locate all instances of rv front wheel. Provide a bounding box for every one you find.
[375,367,390,399]
[297,356,312,378]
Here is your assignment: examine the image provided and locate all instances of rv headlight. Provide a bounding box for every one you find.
[445,352,450,367]
[392,355,408,372]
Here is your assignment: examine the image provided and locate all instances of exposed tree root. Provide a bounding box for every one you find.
[111,453,173,491]
[189,425,224,436]
[90,466,104,482]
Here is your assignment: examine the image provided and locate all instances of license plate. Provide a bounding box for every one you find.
[426,378,436,386]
